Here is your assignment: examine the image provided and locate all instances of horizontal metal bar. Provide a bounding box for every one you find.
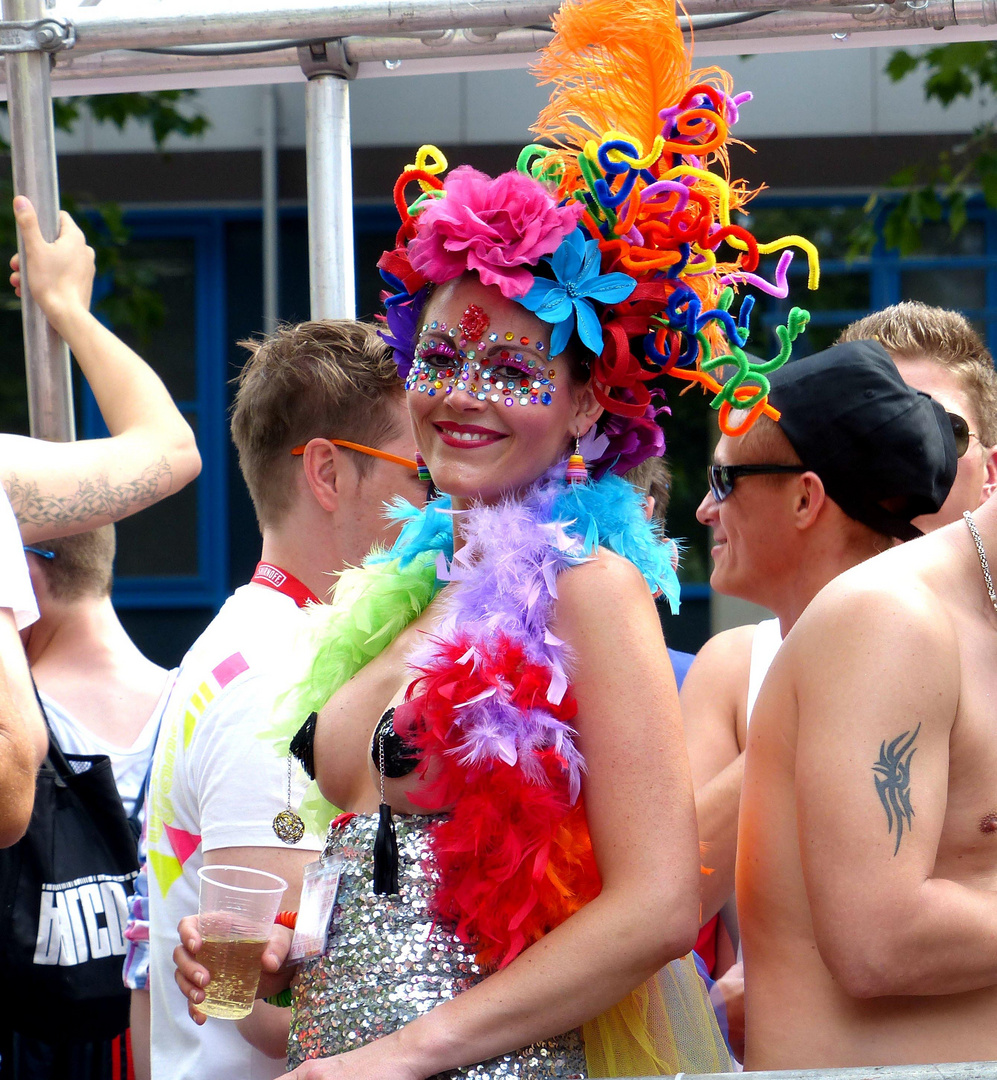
[57,0,560,53]
[0,0,988,97]
[691,0,965,37]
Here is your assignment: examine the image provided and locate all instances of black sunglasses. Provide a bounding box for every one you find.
[946,412,978,459]
[707,463,808,503]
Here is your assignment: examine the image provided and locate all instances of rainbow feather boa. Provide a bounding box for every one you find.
[265,470,679,970]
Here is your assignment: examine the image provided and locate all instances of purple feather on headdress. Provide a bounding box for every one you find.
[582,389,670,479]
[378,285,428,380]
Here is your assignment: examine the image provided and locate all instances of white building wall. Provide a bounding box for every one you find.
[47,46,994,157]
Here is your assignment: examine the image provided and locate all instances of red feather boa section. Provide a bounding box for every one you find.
[394,632,602,971]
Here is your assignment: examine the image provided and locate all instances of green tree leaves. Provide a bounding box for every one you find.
[855,44,997,257]
[3,91,208,337]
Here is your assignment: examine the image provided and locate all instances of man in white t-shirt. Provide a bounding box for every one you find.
[146,321,427,1080]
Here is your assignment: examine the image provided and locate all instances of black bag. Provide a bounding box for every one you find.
[0,719,140,1042]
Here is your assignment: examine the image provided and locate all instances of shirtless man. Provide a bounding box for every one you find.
[738,465,997,1067]
[684,306,997,923]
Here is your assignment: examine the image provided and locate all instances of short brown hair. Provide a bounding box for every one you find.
[838,302,997,445]
[231,320,403,528]
[30,525,115,601]
[623,456,673,523]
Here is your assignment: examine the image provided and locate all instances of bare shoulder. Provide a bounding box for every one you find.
[786,552,959,688]
[685,623,755,681]
[554,547,654,628]
[680,623,756,719]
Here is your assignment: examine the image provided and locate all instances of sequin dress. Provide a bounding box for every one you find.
[288,813,588,1078]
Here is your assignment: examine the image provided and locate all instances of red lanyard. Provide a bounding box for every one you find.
[250,562,322,609]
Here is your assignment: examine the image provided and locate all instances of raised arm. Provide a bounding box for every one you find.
[793,582,997,997]
[290,550,701,1080]
[681,624,753,918]
[2,197,201,542]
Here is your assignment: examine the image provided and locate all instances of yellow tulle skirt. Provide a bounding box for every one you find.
[582,952,733,1077]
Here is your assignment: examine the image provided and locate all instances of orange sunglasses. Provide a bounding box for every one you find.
[290,438,418,472]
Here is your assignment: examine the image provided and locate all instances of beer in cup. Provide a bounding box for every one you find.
[196,865,287,1020]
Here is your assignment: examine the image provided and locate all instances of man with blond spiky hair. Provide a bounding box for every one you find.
[838,301,997,526]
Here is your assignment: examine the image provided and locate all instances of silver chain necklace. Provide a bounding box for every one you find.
[963,511,997,618]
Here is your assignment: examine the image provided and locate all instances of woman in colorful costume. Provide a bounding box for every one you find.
[199,0,817,1075]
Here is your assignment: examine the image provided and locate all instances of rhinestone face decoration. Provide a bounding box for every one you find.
[407,314,558,407]
[459,303,490,341]
[287,815,588,1077]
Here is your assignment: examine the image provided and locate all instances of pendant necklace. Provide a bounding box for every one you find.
[963,511,997,618]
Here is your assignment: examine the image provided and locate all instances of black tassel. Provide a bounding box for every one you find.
[373,802,399,895]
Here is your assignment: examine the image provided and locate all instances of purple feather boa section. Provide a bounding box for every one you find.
[406,484,588,802]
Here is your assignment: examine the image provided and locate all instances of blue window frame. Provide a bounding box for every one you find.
[81,212,229,611]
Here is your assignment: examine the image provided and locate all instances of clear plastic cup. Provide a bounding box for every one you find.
[196,865,287,1020]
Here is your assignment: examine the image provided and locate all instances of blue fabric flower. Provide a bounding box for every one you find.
[518,228,636,357]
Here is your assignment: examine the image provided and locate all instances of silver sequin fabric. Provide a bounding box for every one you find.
[288,813,588,1078]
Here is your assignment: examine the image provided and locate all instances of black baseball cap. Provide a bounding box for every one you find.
[766,339,957,541]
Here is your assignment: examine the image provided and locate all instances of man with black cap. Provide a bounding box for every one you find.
[681,339,959,1056]
[738,367,997,1067]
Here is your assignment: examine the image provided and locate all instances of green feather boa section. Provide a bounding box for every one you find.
[259,548,441,835]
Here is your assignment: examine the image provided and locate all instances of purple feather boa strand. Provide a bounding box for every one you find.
[406,482,590,803]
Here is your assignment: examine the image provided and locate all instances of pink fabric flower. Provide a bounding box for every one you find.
[407,166,583,300]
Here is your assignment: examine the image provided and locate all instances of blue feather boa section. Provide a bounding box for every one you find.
[378,471,681,612]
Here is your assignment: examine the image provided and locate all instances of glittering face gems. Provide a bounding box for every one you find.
[458,303,490,342]
[407,313,558,407]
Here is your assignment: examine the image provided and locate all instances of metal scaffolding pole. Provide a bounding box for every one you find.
[261,83,280,332]
[301,43,356,319]
[63,0,560,53]
[4,0,74,441]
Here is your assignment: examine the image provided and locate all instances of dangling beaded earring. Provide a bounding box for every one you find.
[415,450,432,483]
[566,434,588,485]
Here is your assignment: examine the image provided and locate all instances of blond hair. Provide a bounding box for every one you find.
[838,302,997,445]
[231,321,403,528]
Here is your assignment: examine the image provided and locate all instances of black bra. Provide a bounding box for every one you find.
[370,706,421,779]
[288,707,421,782]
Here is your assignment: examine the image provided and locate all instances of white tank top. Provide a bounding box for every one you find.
[745,618,783,727]
[41,671,176,819]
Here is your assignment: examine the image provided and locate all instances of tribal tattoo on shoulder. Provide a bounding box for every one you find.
[4,457,173,532]
[872,724,920,856]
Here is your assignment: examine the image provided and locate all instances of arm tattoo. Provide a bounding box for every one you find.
[872,724,920,856]
[4,457,174,531]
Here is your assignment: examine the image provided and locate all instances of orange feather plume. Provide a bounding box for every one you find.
[532,0,690,156]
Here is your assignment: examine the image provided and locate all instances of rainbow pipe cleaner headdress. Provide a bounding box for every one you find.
[379,0,820,473]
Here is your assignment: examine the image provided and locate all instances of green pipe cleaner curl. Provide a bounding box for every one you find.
[705,306,811,412]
